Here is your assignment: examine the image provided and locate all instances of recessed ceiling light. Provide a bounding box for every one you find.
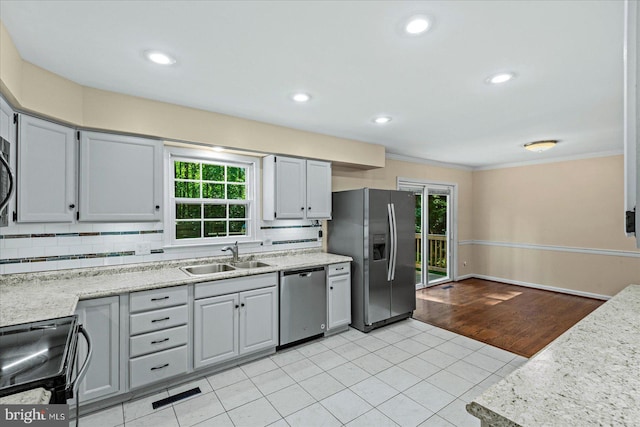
[292,93,311,103]
[212,146,225,152]
[144,50,176,65]
[373,116,392,125]
[487,72,515,84]
[524,140,558,152]
[405,16,431,35]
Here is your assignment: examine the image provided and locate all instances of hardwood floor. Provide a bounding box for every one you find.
[413,278,604,358]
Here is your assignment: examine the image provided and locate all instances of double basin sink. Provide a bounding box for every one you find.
[181,260,271,276]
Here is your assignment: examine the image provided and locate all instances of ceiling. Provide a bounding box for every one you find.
[0,0,625,168]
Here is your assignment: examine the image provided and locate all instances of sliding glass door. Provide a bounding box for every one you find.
[399,181,455,288]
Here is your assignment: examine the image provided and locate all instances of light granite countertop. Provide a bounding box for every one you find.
[0,388,50,405]
[466,283,640,427]
[0,249,351,327]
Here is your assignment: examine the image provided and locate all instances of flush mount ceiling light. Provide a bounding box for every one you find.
[404,15,431,35]
[144,50,176,65]
[373,116,392,125]
[291,93,311,103]
[524,140,558,152]
[487,72,515,84]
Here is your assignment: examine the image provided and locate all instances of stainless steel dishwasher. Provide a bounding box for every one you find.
[279,266,326,346]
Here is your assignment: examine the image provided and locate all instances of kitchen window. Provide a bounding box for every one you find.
[167,148,257,245]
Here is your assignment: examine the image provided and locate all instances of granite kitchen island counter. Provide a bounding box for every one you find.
[0,249,351,327]
[466,284,640,427]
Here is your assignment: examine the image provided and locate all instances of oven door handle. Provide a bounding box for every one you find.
[71,325,92,427]
[72,325,93,394]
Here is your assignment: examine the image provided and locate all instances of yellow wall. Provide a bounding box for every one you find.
[332,159,475,278]
[472,155,640,296]
[0,22,384,169]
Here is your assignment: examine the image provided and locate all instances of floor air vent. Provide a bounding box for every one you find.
[152,387,201,409]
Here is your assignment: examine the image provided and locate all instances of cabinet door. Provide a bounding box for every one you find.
[275,156,306,219]
[0,97,14,143]
[328,273,351,330]
[79,132,162,222]
[306,160,332,219]
[194,294,239,369]
[239,286,278,355]
[18,115,76,222]
[75,296,120,402]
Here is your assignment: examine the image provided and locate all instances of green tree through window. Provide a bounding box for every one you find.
[174,159,249,240]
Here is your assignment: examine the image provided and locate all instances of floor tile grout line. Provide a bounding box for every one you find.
[103,320,524,427]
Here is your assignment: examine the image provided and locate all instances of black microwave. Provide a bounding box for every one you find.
[0,136,13,227]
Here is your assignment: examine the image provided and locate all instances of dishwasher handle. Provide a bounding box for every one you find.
[281,266,326,277]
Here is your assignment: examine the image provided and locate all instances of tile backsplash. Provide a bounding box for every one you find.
[0,219,321,275]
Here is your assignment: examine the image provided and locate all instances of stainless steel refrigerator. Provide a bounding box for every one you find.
[328,188,416,332]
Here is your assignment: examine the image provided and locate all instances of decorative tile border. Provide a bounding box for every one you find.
[0,230,164,239]
[0,249,164,265]
[272,238,318,245]
[260,225,321,230]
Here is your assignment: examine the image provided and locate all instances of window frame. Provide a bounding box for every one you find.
[165,146,259,247]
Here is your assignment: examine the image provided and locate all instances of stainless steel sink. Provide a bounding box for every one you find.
[231,261,271,269]
[181,263,236,276]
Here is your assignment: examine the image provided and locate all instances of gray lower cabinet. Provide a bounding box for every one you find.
[128,286,189,389]
[194,293,239,367]
[75,296,120,402]
[327,262,351,331]
[194,273,278,369]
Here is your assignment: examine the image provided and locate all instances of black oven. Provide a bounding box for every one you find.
[0,316,92,407]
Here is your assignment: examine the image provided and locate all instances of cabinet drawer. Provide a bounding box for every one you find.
[328,263,350,276]
[130,286,188,313]
[130,305,188,335]
[130,325,188,358]
[129,345,188,389]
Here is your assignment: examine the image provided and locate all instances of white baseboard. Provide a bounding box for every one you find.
[454,274,610,300]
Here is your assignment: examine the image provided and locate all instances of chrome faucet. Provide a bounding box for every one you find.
[221,241,239,263]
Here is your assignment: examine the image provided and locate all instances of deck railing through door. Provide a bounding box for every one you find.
[415,233,447,273]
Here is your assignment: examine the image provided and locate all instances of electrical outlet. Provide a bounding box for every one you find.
[135,243,151,256]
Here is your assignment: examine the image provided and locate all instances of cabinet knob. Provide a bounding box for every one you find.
[300,207,304,211]
[241,303,245,307]
[235,304,239,309]
[155,205,160,210]
[69,204,75,209]
[330,286,334,290]
[308,206,311,210]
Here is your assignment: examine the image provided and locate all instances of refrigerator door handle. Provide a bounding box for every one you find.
[390,203,398,281]
[387,203,394,282]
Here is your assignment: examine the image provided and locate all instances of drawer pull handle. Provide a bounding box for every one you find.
[335,267,344,270]
[151,317,170,323]
[151,338,169,344]
[150,363,169,371]
[151,296,170,301]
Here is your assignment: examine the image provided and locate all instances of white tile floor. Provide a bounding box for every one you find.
[75,319,527,427]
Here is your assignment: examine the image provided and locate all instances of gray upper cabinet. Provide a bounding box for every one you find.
[0,97,14,143]
[305,159,332,219]
[79,132,162,222]
[18,115,76,223]
[263,155,331,220]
